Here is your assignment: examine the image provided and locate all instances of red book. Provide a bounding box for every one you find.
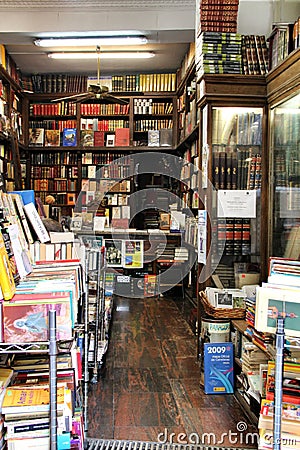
[94,130,105,147]
[115,128,130,146]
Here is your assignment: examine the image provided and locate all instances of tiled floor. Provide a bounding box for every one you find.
[87,295,258,447]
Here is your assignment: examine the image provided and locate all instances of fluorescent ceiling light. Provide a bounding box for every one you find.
[48,52,155,59]
[34,36,148,47]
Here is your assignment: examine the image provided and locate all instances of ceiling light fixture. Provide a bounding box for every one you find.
[34,36,148,47]
[48,52,155,60]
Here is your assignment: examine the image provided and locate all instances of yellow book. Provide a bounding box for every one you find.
[2,385,69,414]
[0,44,6,69]
[0,233,16,300]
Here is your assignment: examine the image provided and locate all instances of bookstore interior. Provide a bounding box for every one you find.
[0,0,300,449]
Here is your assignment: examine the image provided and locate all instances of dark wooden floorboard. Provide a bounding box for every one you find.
[87,296,258,448]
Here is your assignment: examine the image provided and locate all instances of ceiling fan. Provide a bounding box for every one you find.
[51,46,128,105]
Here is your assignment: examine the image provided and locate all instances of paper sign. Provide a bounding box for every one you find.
[217,190,256,218]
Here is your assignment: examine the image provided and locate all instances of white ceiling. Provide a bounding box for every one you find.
[0,0,298,77]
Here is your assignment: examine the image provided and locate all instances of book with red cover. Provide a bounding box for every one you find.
[115,128,130,146]
[3,292,73,343]
[94,130,105,147]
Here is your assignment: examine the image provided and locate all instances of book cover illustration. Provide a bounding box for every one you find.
[62,128,77,147]
[204,342,234,394]
[45,129,60,147]
[3,296,73,342]
[28,128,44,146]
[80,130,94,147]
[122,240,144,269]
[104,239,123,267]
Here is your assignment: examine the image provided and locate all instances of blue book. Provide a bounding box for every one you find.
[204,342,234,394]
[62,128,77,147]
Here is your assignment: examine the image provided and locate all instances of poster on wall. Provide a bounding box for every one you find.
[122,240,144,269]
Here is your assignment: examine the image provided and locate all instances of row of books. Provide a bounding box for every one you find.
[133,99,173,115]
[80,102,129,116]
[21,73,88,94]
[32,179,78,193]
[28,127,132,148]
[245,258,300,447]
[268,19,300,70]
[30,152,79,166]
[80,118,129,131]
[0,363,84,449]
[134,119,173,132]
[30,165,78,180]
[34,191,76,208]
[197,0,239,34]
[212,147,262,190]
[82,151,132,165]
[196,32,243,75]
[258,360,300,449]
[29,102,76,117]
[216,218,251,256]
[111,73,177,93]
[80,128,130,147]
[213,110,263,146]
[81,164,131,180]
[22,72,177,94]
[241,34,269,75]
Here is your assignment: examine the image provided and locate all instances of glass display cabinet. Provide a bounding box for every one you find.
[267,48,300,262]
[268,90,300,259]
[197,74,268,291]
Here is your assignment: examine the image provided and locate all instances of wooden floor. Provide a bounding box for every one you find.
[87,295,258,448]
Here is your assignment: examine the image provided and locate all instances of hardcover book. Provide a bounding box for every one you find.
[0,233,16,300]
[62,128,77,147]
[3,292,73,342]
[28,128,44,146]
[45,129,60,147]
[23,202,50,243]
[80,130,94,147]
[115,127,130,146]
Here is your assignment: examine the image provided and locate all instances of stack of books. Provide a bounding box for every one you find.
[258,360,300,449]
[196,31,243,75]
[197,0,240,34]
[241,35,269,75]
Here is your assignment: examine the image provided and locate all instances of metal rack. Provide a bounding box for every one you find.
[82,244,112,430]
[0,310,58,449]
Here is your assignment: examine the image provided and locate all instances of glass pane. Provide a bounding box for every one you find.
[270,92,300,258]
[211,106,263,287]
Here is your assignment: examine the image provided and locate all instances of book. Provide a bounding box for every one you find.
[1,385,71,414]
[28,128,44,146]
[62,127,77,147]
[0,367,14,389]
[0,233,16,300]
[80,130,94,147]
[115,127,130,146]
[3,292,73,342]
[148,130,160,147]
[93,130,105,147]
[44,129,60,147]
[23,202,50,243]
